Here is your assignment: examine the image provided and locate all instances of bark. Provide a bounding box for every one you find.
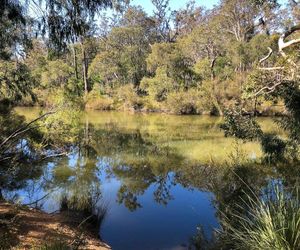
[278,24,300,56]
[210,57,216,81]
[80,40,89,96]
[72,45,78,80]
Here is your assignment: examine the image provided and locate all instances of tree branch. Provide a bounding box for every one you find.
[278,24,300,59]
[254,81,285,97]
[0,111,55,149]
[259,47,273,64]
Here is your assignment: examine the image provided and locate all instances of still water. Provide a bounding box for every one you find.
[6,108,283,249]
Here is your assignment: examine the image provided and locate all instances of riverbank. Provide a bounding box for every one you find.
[0,202,110,250]
[16,101,286,117]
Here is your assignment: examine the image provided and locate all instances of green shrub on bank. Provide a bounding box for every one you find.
[114,84,144,111]
[85,97,113,110]
[221,185,300,250]
[85,86,113,110]
[140,67,174,102]
[166,90,209,115]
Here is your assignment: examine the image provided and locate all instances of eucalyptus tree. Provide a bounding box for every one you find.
[222,18,300,159]
[151,0,174,42]
[0,0,120,97]
[218,0,279,43]
[0,0,122,199]
[0,0,31,60]
[89,6,154,90]
[41,0,117,96]
[173,0,206,37]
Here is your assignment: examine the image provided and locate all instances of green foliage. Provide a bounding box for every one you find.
[146,42,198,90]
[193,58,212,81]
[89,23,150,89]
[114,84,144,111]
[40,90,82,146]
[85,86,113,110]
[0,60,36,102]
[166,90,204,115]
[25,40,48,81]
[0,1,29,59]
[44,0,113,55]
[261,133,286,159]
[221,108,263,141]
[278,86,300,143]
[221,185,300,250]
[140,67,174,101]
[41,60,73,88]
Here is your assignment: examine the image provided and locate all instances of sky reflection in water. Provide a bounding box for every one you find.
[7,108,282,249]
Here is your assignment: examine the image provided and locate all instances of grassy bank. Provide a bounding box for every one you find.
[220,185,300,249]
[18,93,285,117]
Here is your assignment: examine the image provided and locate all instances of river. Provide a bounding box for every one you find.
[4,108,286,249]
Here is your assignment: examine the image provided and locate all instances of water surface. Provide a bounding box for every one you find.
[6,108,285,249]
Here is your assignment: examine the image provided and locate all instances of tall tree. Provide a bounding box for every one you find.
[151,0,173,42]
[218,0,279,42]
[43,0,115,95]
[173,0,206,37]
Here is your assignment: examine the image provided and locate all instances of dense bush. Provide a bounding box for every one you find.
[114,85,144,111]
[85,86,113,110]
[260,133,286,159]
[166,90,204,115]
[221,108,263,141]
[140,68,174,102]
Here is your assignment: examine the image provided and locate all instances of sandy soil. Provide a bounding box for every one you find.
[0,202,111,249]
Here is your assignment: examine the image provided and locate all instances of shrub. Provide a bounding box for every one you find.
[221,107,263,141]
[140,96,161,112]
[140,67,174,102]
[85,86,113,110]
[114,84,144,111]
[85,97,113,110]
[166,90,209,115]
[260,133,286,159]
[221,185,300,250]
[40,89,82,145]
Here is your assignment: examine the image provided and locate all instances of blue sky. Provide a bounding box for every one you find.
[130,0,289,13]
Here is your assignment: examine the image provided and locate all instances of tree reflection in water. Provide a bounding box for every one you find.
[3,111,300,249]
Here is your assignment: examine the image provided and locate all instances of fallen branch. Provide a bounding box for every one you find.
[22,190,56,207]
[40,152,69,161]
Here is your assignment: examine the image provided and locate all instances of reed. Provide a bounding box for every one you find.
[222,185,300,250]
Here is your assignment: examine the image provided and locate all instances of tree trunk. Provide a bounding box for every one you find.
[210,56,223,116]
[254,97,258,117]
[80,40,88,96]
[72,45,78,80]
[210,57,216,81]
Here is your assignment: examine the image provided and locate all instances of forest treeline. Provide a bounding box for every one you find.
[1,0,298,115]
[2,1,300,249]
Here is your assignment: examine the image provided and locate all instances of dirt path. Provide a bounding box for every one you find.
[0,202,111,249]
